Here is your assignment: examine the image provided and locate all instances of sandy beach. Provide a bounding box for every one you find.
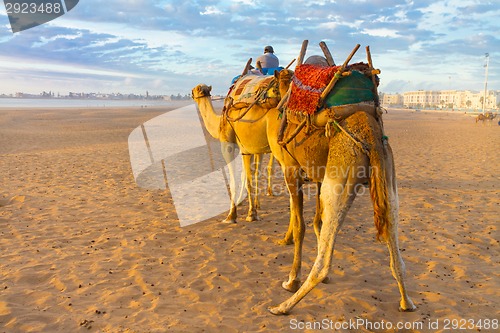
[0,106,498,332]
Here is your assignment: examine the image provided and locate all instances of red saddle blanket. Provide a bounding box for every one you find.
[287,63,372,115]
[287,64,337,114]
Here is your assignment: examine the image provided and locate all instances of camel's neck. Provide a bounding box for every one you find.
[196,96,221,140]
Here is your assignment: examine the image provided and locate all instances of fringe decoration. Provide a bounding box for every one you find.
[287,64,338,115]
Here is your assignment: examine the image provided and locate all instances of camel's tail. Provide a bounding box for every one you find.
[367,137,391,242]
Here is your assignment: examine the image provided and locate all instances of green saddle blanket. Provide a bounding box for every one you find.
[324,70,374,108]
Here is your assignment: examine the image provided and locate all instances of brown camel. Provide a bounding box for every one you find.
[192,70,293,223]
[476,112,497,123]
[266,108,416,314]
[193,68,416,314]
[264,48,416,314]
[193,43,416,314]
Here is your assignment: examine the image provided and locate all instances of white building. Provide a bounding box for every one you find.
[381,93,404,106]
[382,90,500,111]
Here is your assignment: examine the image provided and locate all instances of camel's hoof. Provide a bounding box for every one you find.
[399,302,417,312]
[321,276,331,284]
[282,280,301,293]
[268,305,289,316]
[399,306,417,312]
[276,237,293,246]
[266,190,274,196]
[245,215,260,222]
[222,218,236,224]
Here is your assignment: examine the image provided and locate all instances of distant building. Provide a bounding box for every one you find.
[381,93,404,106]
[382,90,500,111]
[403,90,441,108]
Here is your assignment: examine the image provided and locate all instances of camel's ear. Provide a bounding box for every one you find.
[208,85,212,92]
[274,70,279,79]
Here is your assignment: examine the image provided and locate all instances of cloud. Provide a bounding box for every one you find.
[0,0,498,95]
[361,28,401,38]
[200,6,224,16]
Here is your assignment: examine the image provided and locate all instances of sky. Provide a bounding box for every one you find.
[0,0,498,96]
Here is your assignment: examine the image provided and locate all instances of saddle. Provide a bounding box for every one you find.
[279,61,383,145]
[287,63,376,116]
[225,74,280,110]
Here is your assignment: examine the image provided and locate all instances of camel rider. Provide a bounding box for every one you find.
[256,45,281,75]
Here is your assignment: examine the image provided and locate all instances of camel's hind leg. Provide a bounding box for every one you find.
[386,221,416,312]
[384,157,416,311]
[269,173,357,315]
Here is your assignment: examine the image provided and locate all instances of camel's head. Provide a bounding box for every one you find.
[192,84,212,100]
[274,69,294,97]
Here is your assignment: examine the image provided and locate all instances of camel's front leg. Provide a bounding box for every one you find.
[281,182,323,247]
[224,203,237,224]
[269,174,356,315]
[242,154,259,221]
[311,181,331,284]
[276,163,295,246]
[281,166,305,292]
[253,154,263,210]
[221,142,237,223]
[266,155,275,196]
[312,182,322,242]
[278,210,294,245]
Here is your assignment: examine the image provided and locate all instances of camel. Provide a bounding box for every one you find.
[266,108,416,314]
[476,112,497,123]
[193,60,322,247]
[193,67,416,315]
[264,46,416,315]
[193,42,416,315]
[192,69,294,223]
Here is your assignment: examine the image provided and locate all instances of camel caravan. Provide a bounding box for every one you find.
[475,111,497,123]
[192,40,416,315]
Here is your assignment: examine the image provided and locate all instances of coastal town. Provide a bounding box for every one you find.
[2,88,499,112]
[0,91,194,101]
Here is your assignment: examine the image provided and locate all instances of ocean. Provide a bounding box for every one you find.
[0,98,186,108]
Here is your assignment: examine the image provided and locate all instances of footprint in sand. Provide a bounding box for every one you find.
[0,195,25,207]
